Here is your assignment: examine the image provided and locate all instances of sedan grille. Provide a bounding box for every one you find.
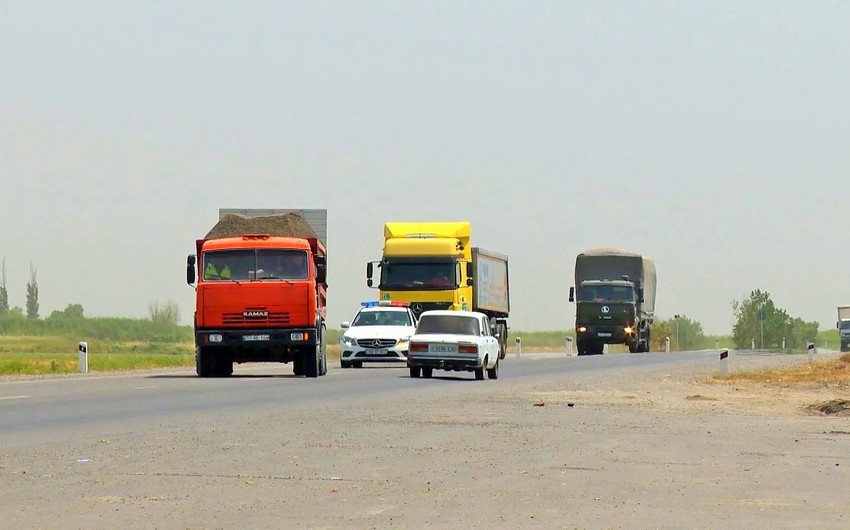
[357,338,398,348]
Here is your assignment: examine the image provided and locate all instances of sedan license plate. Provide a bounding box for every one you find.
[243,334,270,342]
[365,348,385,355]
[430,344,458,354]
[597,332,612,338]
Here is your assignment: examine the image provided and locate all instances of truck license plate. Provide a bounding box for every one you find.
[243,334,270,342]
[430,345,458,353]
[597,332,612,338]
[365,348,385,355]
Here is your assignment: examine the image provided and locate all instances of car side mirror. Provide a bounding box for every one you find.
[568,286,574,302]
[341,321,350,329]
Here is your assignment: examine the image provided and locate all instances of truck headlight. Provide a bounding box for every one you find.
[209,334,223,343]
[577,326,587,333]
[624,326,634,334]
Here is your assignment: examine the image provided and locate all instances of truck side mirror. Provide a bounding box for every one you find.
[638,288,645,303]
[569,287,574,302]
[466,262,473,277]
[316,264,327,284]
[838,321,842,329]
[366,262,373,278]
[186,255,196,285]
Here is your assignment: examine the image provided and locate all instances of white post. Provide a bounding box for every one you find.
[566,337,573,356]
[751,338,755,350]
[807,341,814,362]
[515,337,521,358]
[665,337,670,353]
[718,348,729,376]
[78,342,88,373]
[782,337,786,349]
[715,339,719,350]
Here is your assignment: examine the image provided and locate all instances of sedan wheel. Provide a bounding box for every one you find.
[487,358,499,380]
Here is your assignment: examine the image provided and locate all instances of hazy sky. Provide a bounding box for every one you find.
[3,1,849,335]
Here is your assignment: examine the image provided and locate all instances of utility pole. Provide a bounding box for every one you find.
[674,314,681,351]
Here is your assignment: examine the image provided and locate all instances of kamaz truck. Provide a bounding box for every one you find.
[187,209,328,378]
[838,306,850,352]
[366,222,511,359]
[568,248,656,355]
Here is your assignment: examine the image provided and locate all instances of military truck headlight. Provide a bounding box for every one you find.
[577,326,587,333]
[624,326,634,334]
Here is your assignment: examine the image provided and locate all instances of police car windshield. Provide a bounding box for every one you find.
[352,310,412,327]
[416,315,480,336]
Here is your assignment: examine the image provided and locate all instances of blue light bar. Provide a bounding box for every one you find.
[361,301,381,307]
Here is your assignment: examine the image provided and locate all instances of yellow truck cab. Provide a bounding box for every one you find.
[366,222,510,359]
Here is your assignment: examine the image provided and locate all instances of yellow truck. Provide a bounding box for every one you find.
[366,222,510,359]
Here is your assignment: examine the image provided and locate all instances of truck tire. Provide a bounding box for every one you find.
[498,323,508,360]
[293,358,304,376]
[593,343,604,355]
[217,357,233,377]
[196,347,214,377]
[319,324,328,376]
[304,347,320,378]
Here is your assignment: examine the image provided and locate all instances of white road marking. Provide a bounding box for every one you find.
[0,395,31,400]
[133,385,158,390]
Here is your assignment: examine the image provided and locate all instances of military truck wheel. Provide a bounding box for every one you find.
[196,347,215,377]
[628,342,638,354]
[422,367,433,378]
[487,358,500,380]
[593,343,604,355]
[409,367,421,378]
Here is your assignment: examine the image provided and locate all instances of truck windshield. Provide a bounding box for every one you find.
[578,284,635,302]
[841,321,850,331]
[379,261,457,290]
[203,249,308,281]
[416,315,480,336]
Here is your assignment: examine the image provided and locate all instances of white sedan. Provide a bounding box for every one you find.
[407,310,501,380]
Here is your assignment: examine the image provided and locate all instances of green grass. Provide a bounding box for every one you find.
[0,353,194,375]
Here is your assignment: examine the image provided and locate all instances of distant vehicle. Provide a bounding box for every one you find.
[339,301,419,368]
[365,221,511,359]
[568,248,657,355]
[407,310,501,380]
[838,306,850,352]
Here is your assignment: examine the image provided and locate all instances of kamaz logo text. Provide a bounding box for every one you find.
[243,311,268,318]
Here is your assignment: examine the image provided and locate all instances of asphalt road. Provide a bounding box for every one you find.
[0,349,719,448]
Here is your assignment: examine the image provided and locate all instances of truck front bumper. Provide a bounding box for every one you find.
[196,327,318,348]
[576,327,635,344]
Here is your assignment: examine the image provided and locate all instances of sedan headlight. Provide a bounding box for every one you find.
[341,335,357,347]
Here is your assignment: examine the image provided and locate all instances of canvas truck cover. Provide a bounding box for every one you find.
[212,208,328,247]
[575,248,656,315]
[838,306,850,321]
[472,248,510,315]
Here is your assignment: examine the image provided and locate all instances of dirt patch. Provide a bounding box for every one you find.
[685,394,718,401]
[205,213,318,240]
[808,399,850,416]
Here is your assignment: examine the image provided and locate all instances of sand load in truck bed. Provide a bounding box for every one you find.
[205,213,319,240]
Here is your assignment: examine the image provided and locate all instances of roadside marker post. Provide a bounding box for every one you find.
[718,348,729,376]
[78,342,88,373]
[751,338,755,350]
[665,337,670,353]
[566,337,573,356]
[807,341,814,362]
[515,337,521,358]
[715,339,720,350]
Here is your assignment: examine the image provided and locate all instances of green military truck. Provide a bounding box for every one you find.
[568,248,657,355]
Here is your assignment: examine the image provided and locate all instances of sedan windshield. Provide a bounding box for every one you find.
[416,315,480,336]
[352,311,412,327]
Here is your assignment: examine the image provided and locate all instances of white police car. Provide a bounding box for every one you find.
[339,301,419,368]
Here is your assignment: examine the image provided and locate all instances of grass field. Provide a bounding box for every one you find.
[710,353,850,389]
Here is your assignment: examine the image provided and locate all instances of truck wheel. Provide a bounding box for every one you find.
[304,347,320,378]
[487,358,500,380]
[593,343,604,355]
[293,358,304,376]
[217,358,233,377]
[422,367,433,379]
[409,367,421,378]
[319,325,328,376]
[499,323,508,360]
[196,347,214,377]
[628,342,638,354]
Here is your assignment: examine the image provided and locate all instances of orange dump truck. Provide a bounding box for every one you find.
[186,209,328,377]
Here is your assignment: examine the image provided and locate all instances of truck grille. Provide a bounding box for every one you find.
[357,338,398,348]
[222,312,291,325]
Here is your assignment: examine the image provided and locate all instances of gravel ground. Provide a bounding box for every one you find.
[1,353,848,529]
